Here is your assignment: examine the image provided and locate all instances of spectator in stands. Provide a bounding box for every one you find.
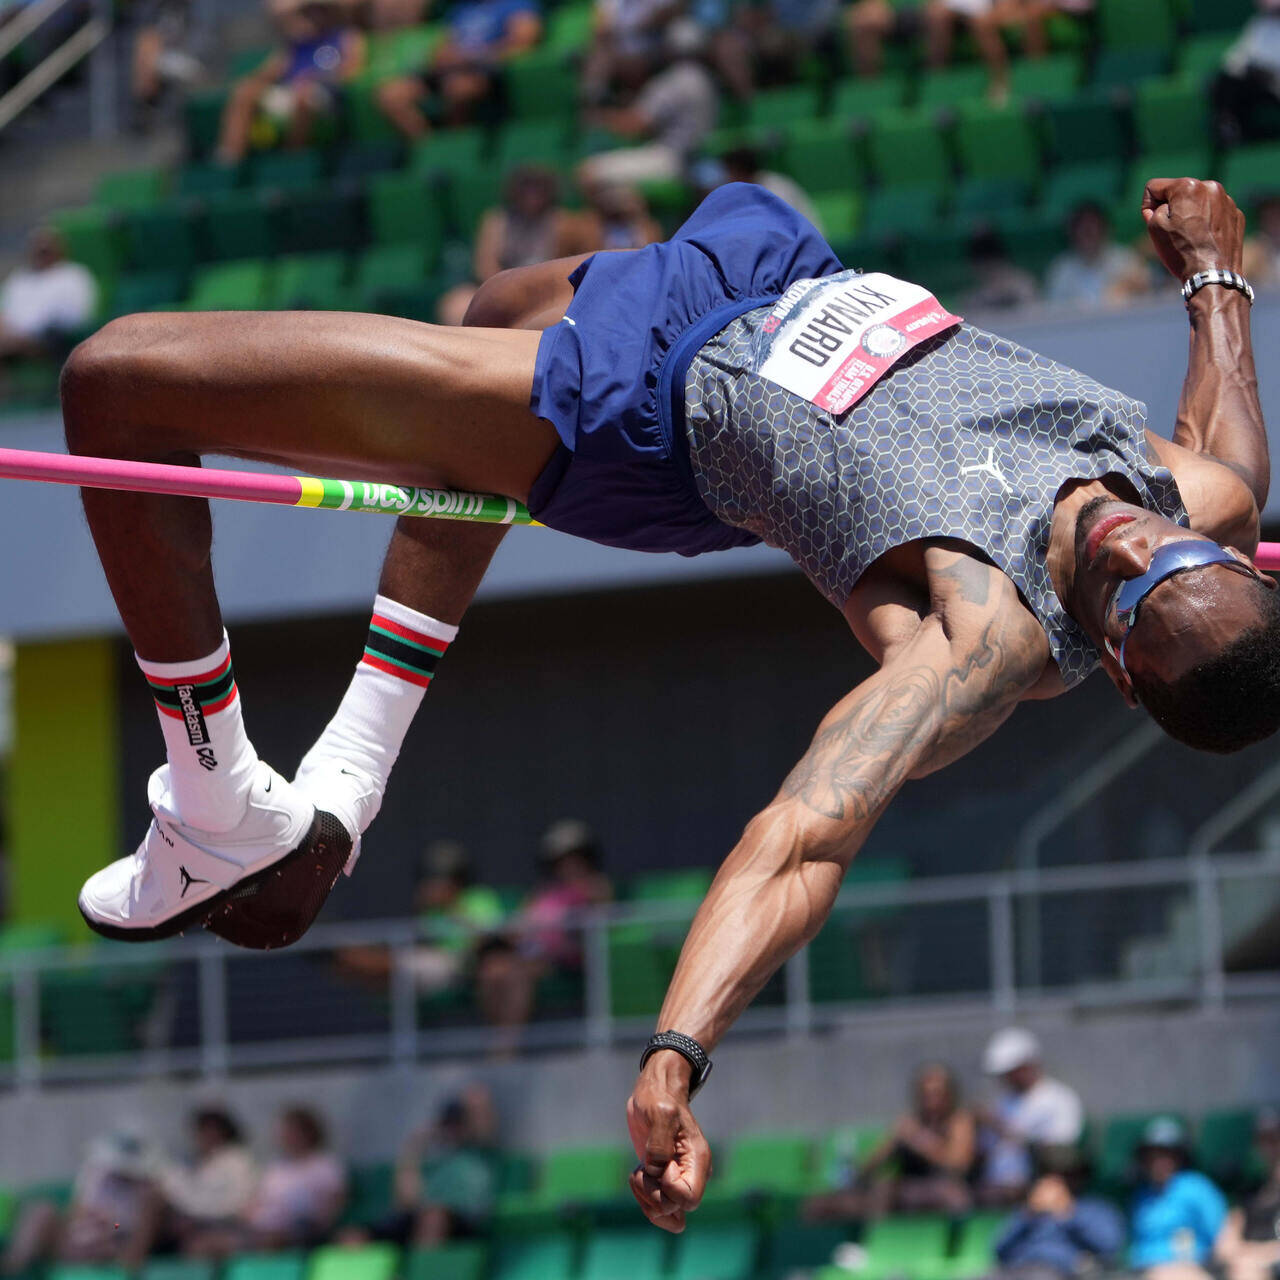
[1130,1117,1227,1280]
[215,0,365,165]
[977,1028,1084,1207]
[964,228,1041,311]
[0,227,97,364]
[130,0,206,129]
[187,1107,346,1254]
[1045,203,1150,310]
[3,1130,163,1274]
[1213,0,1280,147]
[436,166,592,325]
[847,0,1048,100]
[375,0,540,139]
[349,1085,499,1245]
[1216,1109,1280,1280]
[579,30,718,189]
[158,1108,258,1252]
[805,1062,976,1220]
[987,1163,1126,1280]
[577,182,664,251]
[718,146,822,230]
[715,0,841,97]
[1243,195,1280,287]
[580,0,680,107]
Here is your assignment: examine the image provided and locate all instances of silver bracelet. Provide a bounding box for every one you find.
[1181,268,1255,308]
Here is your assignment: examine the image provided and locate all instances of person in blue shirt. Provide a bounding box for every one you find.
[991,1169,1126,1280]
[1130,1117,1229,1280]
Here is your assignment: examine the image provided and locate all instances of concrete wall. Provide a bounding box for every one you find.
[1,1002,1276,1184]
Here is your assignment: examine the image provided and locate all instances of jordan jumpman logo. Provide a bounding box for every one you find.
[178,865,210,898]
[960,446,1012,493]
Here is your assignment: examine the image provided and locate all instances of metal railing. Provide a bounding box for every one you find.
[0,852,1276,1090]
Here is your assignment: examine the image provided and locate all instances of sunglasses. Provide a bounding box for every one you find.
[1103,539,1262,677]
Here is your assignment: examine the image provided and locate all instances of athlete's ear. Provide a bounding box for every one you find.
[1099,645,1139,709]
[1226,545,1279,588]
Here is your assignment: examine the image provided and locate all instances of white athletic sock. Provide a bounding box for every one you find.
[296,595,458,836]
[136,632,258,833]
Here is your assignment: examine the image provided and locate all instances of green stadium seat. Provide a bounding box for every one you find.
[494,120,573,170]
[954,176,1032,218]
[228,43,273,77]
[96,167,168,211]
[630,867,714,902]
[248,150,323,192]
[947,1212,1008,1277]
[0,922,64,951]
[109,271,189,318]
[867,110,951,192]
[1196,1108,1258,1191]
[1134,76,1211,156]
[506,49,578,121]
[368,173,447,249]
[765,1223,852,1274]
[224,1257,306,1280]
[1043,92,1127,166]
[266,253,349,310]
[744,84,822,131]
[188,259,270,310]
[1008,52,1081,103]
[1092,48,1170,88]
[861,1214,951,1280]
[1222,143,1280,205]
[410,127,487,177]
[448,170,505,237]
[811,191,861,240]
[48,1266,128,1280]
[177,162,241,198]
[900,230,977,300]
[498,1151,538,1195]
[122,204,198,274]
[998,208,1068,277]
[778,120,862,195]
[492,1234,575,1280]
[830,73,910,121]
[184,88,229,159]
[671,1222,759,1280]
[916,64,990,110]
[308,1244,398,1280]
[858,187,944,239]
[955,102,1040,183]
[544,2,592,53]
[352,243,440,317]
[1186,0,1252,33]
[1096,0,1175,50]
[341,1164,397,1228]
[51,205,122,283]
[141,1259,217,1280]
[811,1124,888,1192]
[1116,150,1213,233]
[1041,160,1125,213]
[537,1144,631,1207]
[1179,33,1235,82]
[609,922,675,1017]
[580,1227,667,1280]
[41,970,155,1057]
[405,1243,488,1280]
[713,1132,813,1200]
[200,190,277,261]
[345,81,403,146]
[1096,1112,1188,1193]
[333,142,404,181]
[278,187,364,254]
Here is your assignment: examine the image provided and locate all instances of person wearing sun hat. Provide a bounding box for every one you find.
[1130,1116,1228,1280]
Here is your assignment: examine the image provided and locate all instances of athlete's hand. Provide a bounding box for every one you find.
[1142,177,1246,282]
[626,1060,712,1233]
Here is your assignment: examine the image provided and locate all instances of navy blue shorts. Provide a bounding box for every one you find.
[527,183,844,556]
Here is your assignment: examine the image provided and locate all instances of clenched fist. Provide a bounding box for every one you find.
[1142,177,1246,284]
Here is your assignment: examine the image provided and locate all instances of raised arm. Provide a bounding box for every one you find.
[1144,177,1269,509]
[625,587,1044,1232]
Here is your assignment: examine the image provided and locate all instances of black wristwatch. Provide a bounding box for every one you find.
[639,1030,714,1097]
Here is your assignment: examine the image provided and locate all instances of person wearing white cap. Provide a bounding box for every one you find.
[977,1028,1084,1205]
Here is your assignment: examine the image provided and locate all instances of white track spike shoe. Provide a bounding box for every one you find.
[78,762,351,950]
[291,757,380,876]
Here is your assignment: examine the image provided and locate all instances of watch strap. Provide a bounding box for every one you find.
[639,1030,714,1097]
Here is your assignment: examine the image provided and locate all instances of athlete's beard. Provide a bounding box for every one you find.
[1073,494,1122,568]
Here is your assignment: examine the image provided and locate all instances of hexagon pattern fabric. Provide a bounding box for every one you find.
[684,312,1188,688]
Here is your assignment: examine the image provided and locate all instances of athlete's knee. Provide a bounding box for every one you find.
[462,269,525,328]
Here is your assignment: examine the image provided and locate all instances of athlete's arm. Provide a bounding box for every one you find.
[1144,177,1269,509]
[625,591,1043,1233]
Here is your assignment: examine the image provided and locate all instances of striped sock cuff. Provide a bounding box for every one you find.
[143,652,239,721]
[360,601,455,689]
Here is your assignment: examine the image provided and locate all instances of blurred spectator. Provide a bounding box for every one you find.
[718,148,822,230]
[130,0,207,129]
[1215,1109,1280,1280]
[805,1062,976,1220]
[964,228,1041,310]
[848,0,1049,100]
[1130,1117,1227,1280]
[977,1028,1084,1207]
[156,1109,258,1251]
[1045,203,1150,310]
[1213,0,1280,147]
[3,1131,162,1274]
[1243,195,1280,287]
[348,1085,499,1245]
[375,0,541,138]
[215,0,365,165]
[987,1167,1126,1280]
[580,0,680,107]
[577,182,663,250]
[436,167,592,325]
[187,1107,346,1254]
[580,39,718,188]
[715,0,841,97]
[0,227,97,363]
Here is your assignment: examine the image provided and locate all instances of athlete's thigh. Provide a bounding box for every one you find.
[81,308,558,501]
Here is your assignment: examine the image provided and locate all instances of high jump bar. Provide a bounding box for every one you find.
[2,447,1279,569]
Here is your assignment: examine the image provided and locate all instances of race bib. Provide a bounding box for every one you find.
[752,271,962,414]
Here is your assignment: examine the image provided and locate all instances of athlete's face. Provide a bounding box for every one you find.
[1072,497,1273,703]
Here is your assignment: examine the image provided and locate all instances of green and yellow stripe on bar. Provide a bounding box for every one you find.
[292,476,539,524]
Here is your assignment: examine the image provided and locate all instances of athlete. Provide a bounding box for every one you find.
[62,176,1277,1218]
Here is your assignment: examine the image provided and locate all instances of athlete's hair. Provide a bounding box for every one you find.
[1132,580,1280,753]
